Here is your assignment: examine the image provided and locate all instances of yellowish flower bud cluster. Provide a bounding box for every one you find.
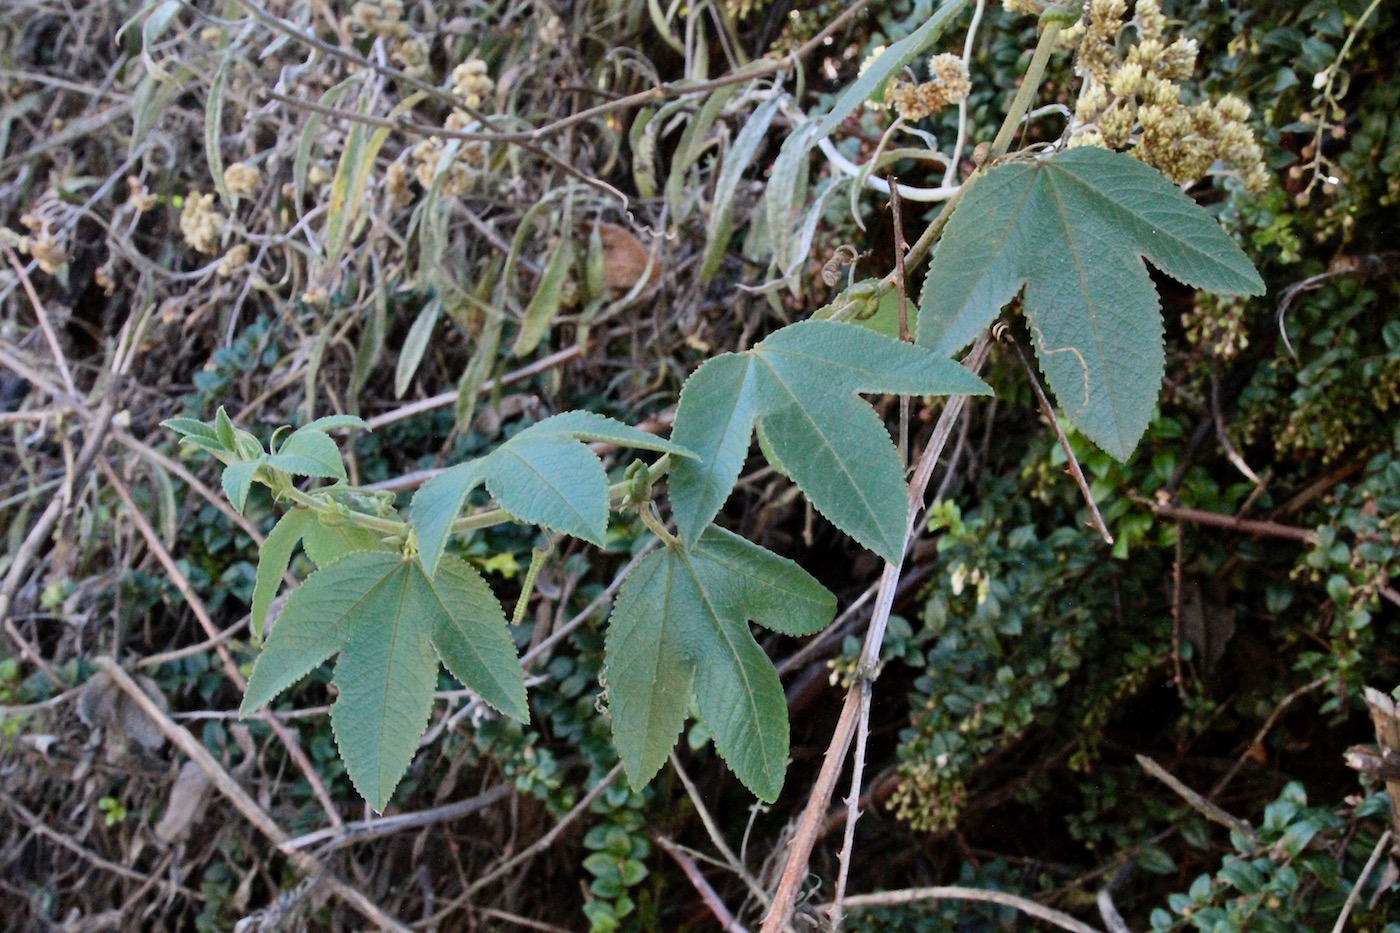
[180,192,225,254]
[6,213,67,276]
[409,112,490,197]
[451,59,494,110]
[347,0,408,40]
[1065,0,1269,193]
[222,162,261,199]
[890,53,972,122]
[217,243,250,278]
[399,58,496,198]
[392,37,431,82]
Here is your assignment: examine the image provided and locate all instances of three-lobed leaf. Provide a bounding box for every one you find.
[668,320,991,562]
[605,526,835,800]
[410,411,695,578]
[918,146,1265,461]
[241,551,526,811]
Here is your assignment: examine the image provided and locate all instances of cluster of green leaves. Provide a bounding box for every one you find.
[168,319,1004,809]
[1150,786,1389,932]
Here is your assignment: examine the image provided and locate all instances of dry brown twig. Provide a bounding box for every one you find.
[91,657,411,932]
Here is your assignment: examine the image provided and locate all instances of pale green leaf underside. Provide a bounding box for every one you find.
[241,551,526,811]
[410,411,695,577]
[606,526,835,800]
[266,428,346,480]
[918,146,1264,461]
[668,320,991,560]
[302,519,391,568]
[221,460,258,514]
[251,509,314,640]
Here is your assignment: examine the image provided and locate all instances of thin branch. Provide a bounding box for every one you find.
[1330,829,1393,933]
[1150,502,1318,545]
[657,836,752,933]
[671,752,768,905]
[1136,754,1258,846]
[1004,329,1113,544]
[839,885,1105,933]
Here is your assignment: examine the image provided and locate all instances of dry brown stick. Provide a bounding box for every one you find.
[761,335,993,933]
[828,677,872,931]
[1208,676,1327,801]
[658,835,752,933]
[1136,754,1258,845]
[1362,687,1400,836]
[91,658,411,932]
[282,783,511,854]
[1331,828,1393,933]
[839,886,1105,933]
[97,457,345,832]
[671,751,768,904]
[1150,502,1318,545]
[2,240,77,397]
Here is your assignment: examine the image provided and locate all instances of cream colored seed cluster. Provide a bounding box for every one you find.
[3,213,66,275]
[1064,0,1269,193]
[404,59,494,199]
[180,192,225,254]
[222,162,261,199]
[451,59,494,110]
[347,0,409,39]
[886,53,972,122]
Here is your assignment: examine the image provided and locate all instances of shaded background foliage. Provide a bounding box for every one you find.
[0,0,1397,929]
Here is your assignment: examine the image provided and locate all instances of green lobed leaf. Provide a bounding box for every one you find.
[265,428,346,480]
[410,412,695,577]
[161,417,218,442]
[918,146,1265,460]
[241,551,525,811]
[250,509,314,640]
[221,460,259,514]
[418,555,529,721]
[668,320,991,560]
[605,526,835,800]
[328,559,438,812]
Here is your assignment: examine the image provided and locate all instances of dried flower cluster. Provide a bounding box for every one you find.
[179,191,225,254]
[3,213,66,276]
[347,0,409,40]
[451,59,494,110]
[1063,0,1269,193]
[222,162,261,199]
[872,52,972,122]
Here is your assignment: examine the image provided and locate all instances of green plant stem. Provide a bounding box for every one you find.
[989,19,1064,160]
[272,453,675,541]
